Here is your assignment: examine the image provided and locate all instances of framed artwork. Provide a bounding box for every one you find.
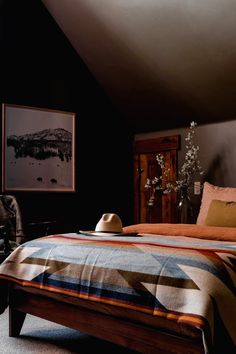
[2,104,76,192]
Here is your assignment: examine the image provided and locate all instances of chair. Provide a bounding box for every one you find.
[0,195,24,262]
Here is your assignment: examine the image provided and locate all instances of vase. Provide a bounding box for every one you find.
[178,189,193,224]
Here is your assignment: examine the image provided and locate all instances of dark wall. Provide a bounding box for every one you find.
[0,0,134,235]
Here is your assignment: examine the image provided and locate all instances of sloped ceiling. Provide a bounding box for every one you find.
[42,0,236,133]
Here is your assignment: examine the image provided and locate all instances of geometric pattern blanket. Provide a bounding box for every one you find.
[0,232,235,354]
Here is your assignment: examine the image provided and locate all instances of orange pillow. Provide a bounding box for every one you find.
[196,182,236,225]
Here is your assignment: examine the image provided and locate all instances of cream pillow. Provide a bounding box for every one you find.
[205,199,236,227]
[196,182,236,225]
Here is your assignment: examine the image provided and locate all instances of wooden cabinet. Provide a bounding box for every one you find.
[133,135,180,224]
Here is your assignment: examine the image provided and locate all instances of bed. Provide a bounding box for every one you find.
[0,222,235,354]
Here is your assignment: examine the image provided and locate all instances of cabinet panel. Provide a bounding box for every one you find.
[134,135,180,224]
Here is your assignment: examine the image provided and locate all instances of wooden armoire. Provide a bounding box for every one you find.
[133,135,180,224]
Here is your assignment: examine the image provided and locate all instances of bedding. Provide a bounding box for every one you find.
[0,224,235,354]
[123,222,236,241]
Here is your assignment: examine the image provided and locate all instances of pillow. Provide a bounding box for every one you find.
[196,182,236,225]
[205,199,236,227]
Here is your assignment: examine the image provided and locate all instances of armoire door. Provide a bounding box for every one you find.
[133,135,180,224]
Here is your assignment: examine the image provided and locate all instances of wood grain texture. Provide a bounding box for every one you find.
[133,135,179,224]
[9,286,204,354]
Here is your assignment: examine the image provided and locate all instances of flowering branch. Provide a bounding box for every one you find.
[144,154,173,206]
[144,121,204,207]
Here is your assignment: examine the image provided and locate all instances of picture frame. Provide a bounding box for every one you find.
[2,104,76,192]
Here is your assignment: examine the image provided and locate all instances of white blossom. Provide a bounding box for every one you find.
[144,121,204,206]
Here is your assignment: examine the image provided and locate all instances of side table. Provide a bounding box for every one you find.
[26,220,57,240]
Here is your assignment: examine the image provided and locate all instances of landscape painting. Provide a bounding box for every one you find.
[2,104,75,192]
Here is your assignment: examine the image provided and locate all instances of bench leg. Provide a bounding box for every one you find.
[9,308,26,337]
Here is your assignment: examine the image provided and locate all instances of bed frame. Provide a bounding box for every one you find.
[9,284,204,354]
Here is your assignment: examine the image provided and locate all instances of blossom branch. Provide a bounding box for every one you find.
[144,121,204,207]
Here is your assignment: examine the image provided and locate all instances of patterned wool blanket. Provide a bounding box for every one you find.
[0,231,235,354]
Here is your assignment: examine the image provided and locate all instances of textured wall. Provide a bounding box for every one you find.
[1,0,134,233]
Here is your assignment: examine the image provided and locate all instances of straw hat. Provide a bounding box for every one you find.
[79,213,123,236]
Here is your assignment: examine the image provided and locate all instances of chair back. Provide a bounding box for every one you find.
[0,195,24,244]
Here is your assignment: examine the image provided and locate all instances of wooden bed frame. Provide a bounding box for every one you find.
[9,284,205,354]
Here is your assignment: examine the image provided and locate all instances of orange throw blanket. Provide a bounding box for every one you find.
[123,223,236,242]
